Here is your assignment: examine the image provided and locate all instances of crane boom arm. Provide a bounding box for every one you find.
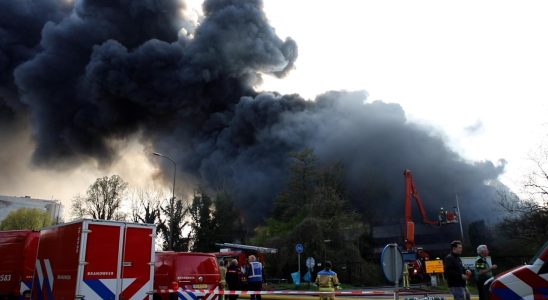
[403,169,441,250]
[404,169,440,226]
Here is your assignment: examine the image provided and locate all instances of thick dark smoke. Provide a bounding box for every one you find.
[13,0,186,166]
[0,0,71,120]
[2,0,505,226]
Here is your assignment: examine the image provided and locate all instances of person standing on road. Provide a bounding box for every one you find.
[226,259,243,300]
[219,260,228,300]
[475,244,497,300]
[315,261,340,300]
[443,240,471,300]
[246,255,263,300]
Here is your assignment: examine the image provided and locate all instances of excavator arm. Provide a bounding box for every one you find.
[404,169,440,226]
[403,169,459,250]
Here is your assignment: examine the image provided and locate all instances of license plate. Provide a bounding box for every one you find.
[193,284,208,289]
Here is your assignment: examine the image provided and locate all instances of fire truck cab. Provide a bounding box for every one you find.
[153,251,221,300]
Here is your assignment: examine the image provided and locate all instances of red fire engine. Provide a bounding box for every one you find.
[153,251,220,300]
[0,230,39,298]
[211,243,277,268]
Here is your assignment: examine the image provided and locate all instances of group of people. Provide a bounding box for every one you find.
[218,255,341,300]
[218,241,496,300]
[218,255,265,300]
[444,240,497,300]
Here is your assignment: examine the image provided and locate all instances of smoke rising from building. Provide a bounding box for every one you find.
[1,0,506,225]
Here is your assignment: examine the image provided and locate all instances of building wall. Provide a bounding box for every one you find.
[372,222,461,256]
[0,195,62,223]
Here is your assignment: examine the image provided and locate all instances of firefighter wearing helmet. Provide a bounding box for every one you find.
[315,261,340,300]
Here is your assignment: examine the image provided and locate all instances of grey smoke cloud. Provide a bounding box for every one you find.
[194,90,505,223]
[1,0,505,225]
[465,120,484,135]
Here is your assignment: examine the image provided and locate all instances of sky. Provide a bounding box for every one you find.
[260,0,548,193]
[1,0,547,214]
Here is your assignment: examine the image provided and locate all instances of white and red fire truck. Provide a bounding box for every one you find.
[31,219,156,300]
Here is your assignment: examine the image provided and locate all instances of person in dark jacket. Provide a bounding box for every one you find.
[443,240,471,300]
[226,259,243,300]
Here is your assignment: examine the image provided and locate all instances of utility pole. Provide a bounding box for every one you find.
[455,194,464,242]
[153,152,176,201]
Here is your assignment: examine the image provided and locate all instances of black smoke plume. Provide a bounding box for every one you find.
[0,0,71,120]
[2,0,505,226]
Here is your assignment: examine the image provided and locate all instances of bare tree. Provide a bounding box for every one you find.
[128,187,164,224]
[71,175,128,220]
[523,147,548,203]
[498,146,548,251]
[71,194,86,220]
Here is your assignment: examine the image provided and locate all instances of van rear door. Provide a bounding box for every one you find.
[120,224,155,300]
[79,221,123,300]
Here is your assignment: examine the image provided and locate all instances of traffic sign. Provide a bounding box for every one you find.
[425,259,445,274]
[381,244,403,284]
[295,243,304,254]
[306,257,315,269]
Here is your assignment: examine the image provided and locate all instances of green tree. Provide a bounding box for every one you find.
[257,149,369,283]
[311,162,348,219]
[71,175,128,220]
[0,208,53,230]
[158,196,190,251]
[272,149,317,222]
[212,190,246,244]
[189,188,217,252]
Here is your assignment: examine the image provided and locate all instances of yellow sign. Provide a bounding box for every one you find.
[425,259,444,274]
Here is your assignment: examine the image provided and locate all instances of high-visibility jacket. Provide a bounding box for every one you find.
[315,269,340,289]
[220,266,227,285]
[247,261,263,283]
[474,256,493,282]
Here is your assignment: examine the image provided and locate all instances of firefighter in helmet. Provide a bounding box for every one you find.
[315,261,340,300]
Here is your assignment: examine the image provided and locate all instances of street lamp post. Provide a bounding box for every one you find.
[455,194,464,243]
[153,152,176,200]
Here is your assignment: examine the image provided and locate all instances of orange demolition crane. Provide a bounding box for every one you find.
[403,169,459,251]
[402,169,459,281]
